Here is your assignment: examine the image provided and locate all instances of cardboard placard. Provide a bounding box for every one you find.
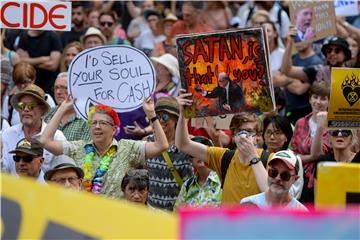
[316,162,360,208]
[176,28,274,118]
[68,45,156,121]
[334,0,359,16]
[191,114,233,130]
[1,174,177,239]
[328,68,360,129]
[0,0,71,31]
[289,1,336,45]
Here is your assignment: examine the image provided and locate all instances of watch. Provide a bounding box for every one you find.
[149,116,159,123]
[249,157,260,166]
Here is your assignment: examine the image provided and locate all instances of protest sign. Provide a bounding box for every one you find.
[334,0,359,16]
[1,174,177,239]
[328,68,360,129]
[191,114,233,130]
[316,162,360,208]
[177,28,274,118]
[68,45,156,121]
[180,207,360,239]
[289,1,336,45]
[0,0,71,31]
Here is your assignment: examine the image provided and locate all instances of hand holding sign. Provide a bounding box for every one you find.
[68,45,156,121]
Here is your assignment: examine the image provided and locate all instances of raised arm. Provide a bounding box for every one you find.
[310,111,327,161]
[39,97,74,155]
[175,89,208,162]
[143,96,169,159]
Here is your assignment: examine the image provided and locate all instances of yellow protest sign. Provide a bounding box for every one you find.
[316,162,360,208]
[328,68,360,128]
[1,174,177,239]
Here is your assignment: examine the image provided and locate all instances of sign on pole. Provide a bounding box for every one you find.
[68,45,156,121]
[0,0,72,31]
[176,27,274,118]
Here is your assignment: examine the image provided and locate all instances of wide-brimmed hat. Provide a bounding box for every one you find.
[321,36,352,61]
[9,138,43,156]
[44,155,84,181]
[10,84,50,114]
[155,96,179,117]
[80,27,106,46]
[157,13,178,32]
[268,150,300,175]
[151,54,180,79]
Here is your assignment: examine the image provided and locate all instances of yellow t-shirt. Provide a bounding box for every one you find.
[207,147,265,205]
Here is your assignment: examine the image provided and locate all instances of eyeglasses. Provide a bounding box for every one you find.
[268,168,295,181]
[329,130,352,137]
[127,169,148,178]
[156,113,172,122]
[54,85,68,92]
[13,155,35,163]
[100,21,113,27]
[16,102,40,111]
[236,130,257,137]
[91,120,114,128]
[264,130,284,138]
[51,176,80,185]
[325,47,342,54]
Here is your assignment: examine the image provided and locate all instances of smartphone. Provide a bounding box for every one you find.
[126,125,135,130]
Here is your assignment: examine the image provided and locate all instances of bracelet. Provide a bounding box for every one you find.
[149,116,159,123]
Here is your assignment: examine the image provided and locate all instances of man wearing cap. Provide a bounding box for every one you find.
[81,27,106,49]
[241,150,307,210]
[203,72,245,112]
[44,73,90,142]
[2,84,66,175]
[45,155,84,191]
[146,96,193,211]
[10,138,45,183]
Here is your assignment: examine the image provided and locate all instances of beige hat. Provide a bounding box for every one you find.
[44,155,84,181]
[10,84,50,114]
[80,27,106,46]
[151,54,180,79]
[157,13,178,33]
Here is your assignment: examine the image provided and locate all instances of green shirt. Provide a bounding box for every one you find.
[44,106,91,142]
[63,139,146,199]
[175,171,222,208]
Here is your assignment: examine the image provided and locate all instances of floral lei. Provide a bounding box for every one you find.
[83,144,117,193]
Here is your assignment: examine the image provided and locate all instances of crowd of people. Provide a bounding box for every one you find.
[1,1,360,212]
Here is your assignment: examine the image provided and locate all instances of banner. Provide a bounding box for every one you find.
[328,68,360,128]
[176,28,274,118]
[334,0,359,16]
[180,207,360,239]
[1,174,177,239]
[316,162,360,208]
[68,45,156,121]
[289,1,336,45]
[0,0,71,31]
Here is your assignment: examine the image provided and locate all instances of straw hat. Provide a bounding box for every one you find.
[80,27,106,46]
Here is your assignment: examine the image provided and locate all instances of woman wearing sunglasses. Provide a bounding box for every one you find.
[121,169,149,205]
[241,150,307,210]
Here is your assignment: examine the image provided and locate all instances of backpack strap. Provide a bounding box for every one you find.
[7,95,14,125]
[220,150,235,188]
[162,151,184,187]
[245,5,255,27]
[185,176,195,192]
[260,149,271,167]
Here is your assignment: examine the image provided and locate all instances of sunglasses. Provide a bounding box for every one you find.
[100,21,113,27]
[13,155,35,163]
[156,113,172,122]
[329,130,352,137]
[16,102,39,111]
[268,168,295,181]
[325,47,342,54]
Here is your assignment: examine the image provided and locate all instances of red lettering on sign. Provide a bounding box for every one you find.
[0,2,20,27]
[49,4,66,30]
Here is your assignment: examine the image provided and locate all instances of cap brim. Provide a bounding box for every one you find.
[9,149,39,156]
[269,158,296,172]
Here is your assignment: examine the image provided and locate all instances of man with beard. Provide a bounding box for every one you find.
[294,7,315,43]
[241,150,307,210]
[61,2,87,46]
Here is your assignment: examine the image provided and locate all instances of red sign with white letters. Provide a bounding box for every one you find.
[0,1,71,31]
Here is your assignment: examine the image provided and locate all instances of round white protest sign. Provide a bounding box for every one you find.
[68,45,156,121]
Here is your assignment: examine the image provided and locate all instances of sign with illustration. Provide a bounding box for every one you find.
[328,68,360,128]
[0,0,72,31]
[68,45,156,121]
[176,27,274,118]
[289,1,336,45]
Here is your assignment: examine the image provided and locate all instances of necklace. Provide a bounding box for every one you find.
[83,144,117,193]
